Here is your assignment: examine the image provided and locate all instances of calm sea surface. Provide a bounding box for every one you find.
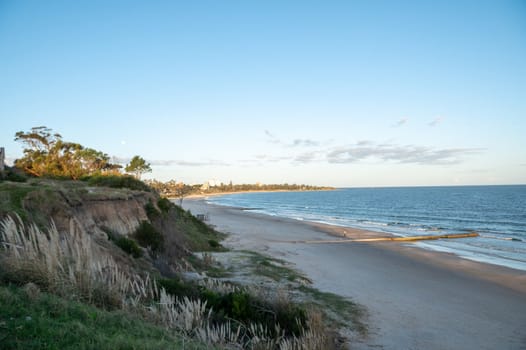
[207,186,526,271]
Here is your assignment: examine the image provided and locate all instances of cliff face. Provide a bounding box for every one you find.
[1,179,221,273]
[20,182,156,239]
[69,192,152,238]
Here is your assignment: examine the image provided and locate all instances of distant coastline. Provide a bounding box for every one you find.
[180,188,335,200]
[145,179,335,199]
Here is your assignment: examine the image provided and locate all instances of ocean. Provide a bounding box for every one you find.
[206,185,526,271]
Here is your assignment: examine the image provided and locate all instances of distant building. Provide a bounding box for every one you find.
[0,147,5,171]
[201,179,220,191]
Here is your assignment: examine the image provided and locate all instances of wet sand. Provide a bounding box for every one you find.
[183,199,526,350]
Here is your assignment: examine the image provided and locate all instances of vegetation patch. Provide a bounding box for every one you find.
[197,250,367,340]
[115,236,143,258]
[157,277,202,300]
[145,201,161,219]
[134,221,164,254]
[205,289,307,337]
[157,197,172,213]
[0,182,34,221]
[207,239,221,249]
[104,229,143,259]
[158,276,308,339]
[299,285,368,336]
[85,174,152,192]
[185,254,232,278]
[246,251,312,283]
[0,284,206,350]
[170,206,226,252]
[0,200,351,348]
[0,167,27,183]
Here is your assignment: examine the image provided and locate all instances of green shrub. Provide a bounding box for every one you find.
[103,228,142,258]
[144,201,160,219]
[157,197,172,213]
[157,276,308,338]
[84,175,151,192]
[115,237,143,258]
[157,278,201,299]
[134,221,164,253]
[208,239,221,249]
[0,167,27,183]
[202,290,307,337]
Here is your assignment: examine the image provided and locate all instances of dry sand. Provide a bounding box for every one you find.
[183,198,526,350]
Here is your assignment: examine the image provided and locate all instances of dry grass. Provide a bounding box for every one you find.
[198,278,240,295]
[0,215,330,349]
[0,215,156,309]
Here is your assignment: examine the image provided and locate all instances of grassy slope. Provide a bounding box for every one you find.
[0,178,366,347]
[0,285,207,350]
[0,179,217,349]
[194,250,368,337]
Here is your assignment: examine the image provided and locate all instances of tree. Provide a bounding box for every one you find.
[14,126,118,179]
[14,126,62,177]
[125,155,151,179]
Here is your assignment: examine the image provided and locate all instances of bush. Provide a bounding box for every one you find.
[104,228,143,258]
[144,201,160,219]
[157,197,172,213]
[157,278,201,299]
[84,175,151,192]
[157,277,307,337]
[201,290,307,338]
[134,221,164,253]
[115,237,143,258]
[0,167,27,183]
[208,239,221,249]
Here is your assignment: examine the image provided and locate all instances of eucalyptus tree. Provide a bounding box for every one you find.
[14,126,114,179]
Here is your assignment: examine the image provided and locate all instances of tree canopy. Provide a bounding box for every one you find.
[14,126,118,179]
[125,155,151,179]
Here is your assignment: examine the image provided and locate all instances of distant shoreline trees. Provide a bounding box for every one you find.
[146,179,334,199]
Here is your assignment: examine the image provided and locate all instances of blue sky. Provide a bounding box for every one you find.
[1,0,525,187]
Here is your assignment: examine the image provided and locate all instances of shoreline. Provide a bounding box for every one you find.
[307,220,526,294]
[188,192,526,273]
[183,198,526,349]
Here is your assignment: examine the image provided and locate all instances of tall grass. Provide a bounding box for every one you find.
[0,215,330,349]
[0,215,156,308]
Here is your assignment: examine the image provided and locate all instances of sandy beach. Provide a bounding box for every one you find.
[183,198,526,350]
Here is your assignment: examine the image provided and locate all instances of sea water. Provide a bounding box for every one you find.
[207,186,526,271]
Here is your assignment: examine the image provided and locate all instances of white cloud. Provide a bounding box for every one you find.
[392,118,409,127]
[326,143,483,165]
[264,130,324,148]
[429,116,444,127]
[264,130,281,144]
[291,139,319,147]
